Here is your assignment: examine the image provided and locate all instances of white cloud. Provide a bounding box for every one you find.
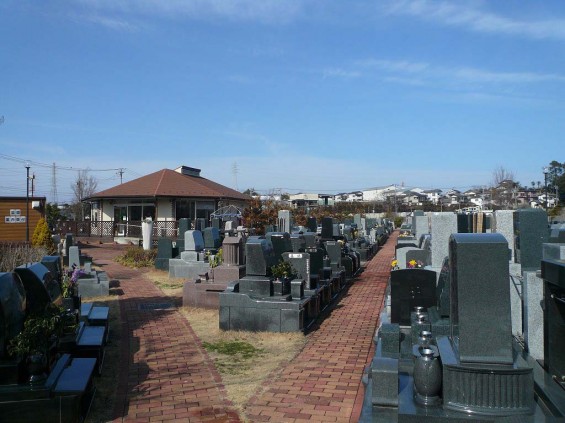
[322,68,361,79]
[73,0,304,25]
[354,58,565,86]
[384,0,565,41]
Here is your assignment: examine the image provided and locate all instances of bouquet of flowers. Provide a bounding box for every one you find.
[407,260,424,269]
[391,259,399,271]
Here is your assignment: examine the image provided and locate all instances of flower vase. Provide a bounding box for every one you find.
[27,353,48,385]
[413,348,442,406]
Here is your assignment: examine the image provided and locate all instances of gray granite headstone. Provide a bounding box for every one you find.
[405,249,431,268]
[185,230,204,252]
[449,233,513,365]
[245,238,275,276]
[282,252,310,283]
[68,246,80,269]
[203,227,221,249]
[431,212,457,268]
[278,210,292,234]
[0,272,26,358]
[178,218,192,238]
[514,209,548,271]
[494,210,515,261]
[413,214,429,241]
[523,270,544,360]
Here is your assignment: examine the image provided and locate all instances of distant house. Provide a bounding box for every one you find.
[84,166,251,236]
[288,193,334,208]
[423,189,442,205]
[0,196,46,242]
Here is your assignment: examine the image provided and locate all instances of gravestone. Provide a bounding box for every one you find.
[278,210,292,234]
[449,233,512,364]
[195,218,206,231]
[514,209,549,271]
[540,258,565,389]
[290,234,306,252]
[178,218,192,238]
[522,270,544,360]
[203,227,221,249]
[306,217,317,233]
[0,272,26,359]
[68,246,80,269]
[390,269,436,325]
[413,214,429,241]
[155,238,174,271]
[210,236,246,284]
[405,249,431,268]
[431,212,457,268]
[245,238,276,277]
[14,263,61,314]
[494,210,515,261]
[321,217,334,240]
[266,232,292,261]
[168,230,209,279]
[457,213,469,233]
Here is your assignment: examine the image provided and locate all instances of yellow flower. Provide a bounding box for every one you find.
[409,259,417,266]
[391,259,398,268]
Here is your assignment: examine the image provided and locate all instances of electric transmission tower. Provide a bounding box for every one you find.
[232,162,239,191]
[50,162,58,204]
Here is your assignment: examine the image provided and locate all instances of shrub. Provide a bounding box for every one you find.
[115,246,157,268]
[31,217,56,254]
[0,243,49,272]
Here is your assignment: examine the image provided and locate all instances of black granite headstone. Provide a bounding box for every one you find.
[390,269,437,325]
[0,272,26,358]
[306,217,317,233]
[321,217,334,240]
[14,263,61,315]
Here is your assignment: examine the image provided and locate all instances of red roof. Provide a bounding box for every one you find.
[86,169,251,201]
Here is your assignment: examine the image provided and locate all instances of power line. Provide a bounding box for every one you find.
[0,153,124,172]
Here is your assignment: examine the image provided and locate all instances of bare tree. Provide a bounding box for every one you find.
[71,170,98,221]
[491,165,515,187]
[491,166,517,209]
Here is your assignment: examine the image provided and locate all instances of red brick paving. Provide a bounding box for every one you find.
[80,231,396,422]
[80,243,239,423]
[243,231,397,423]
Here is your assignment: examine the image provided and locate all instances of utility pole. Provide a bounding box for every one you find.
[25,162,30,242]
[118,168,124,184]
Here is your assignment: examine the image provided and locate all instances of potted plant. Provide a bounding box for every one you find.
[270,260,297,281]
[7,305,74,384]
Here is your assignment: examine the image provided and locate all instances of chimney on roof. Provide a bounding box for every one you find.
[175,166,201,177]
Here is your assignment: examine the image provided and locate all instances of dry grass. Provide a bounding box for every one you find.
[181,307,307,420]
[83,294,121,423]
[143,268,185,297]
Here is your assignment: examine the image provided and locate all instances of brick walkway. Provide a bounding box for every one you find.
[243,232,397,423]
[80,231,396,423]
[80,243,239,423]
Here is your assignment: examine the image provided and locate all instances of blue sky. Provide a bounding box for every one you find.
[1,0,564,203]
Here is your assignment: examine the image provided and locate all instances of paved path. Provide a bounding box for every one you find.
[81,243,239,423]
[243,232,396,423]
[81,231,396,422]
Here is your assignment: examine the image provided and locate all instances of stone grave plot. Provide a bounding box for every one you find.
[219,235,347,333]
[0,265,98,422]
[168,229,210,279]
[219,237,316,332]
[183,235,246,309]
[361,233,565,422]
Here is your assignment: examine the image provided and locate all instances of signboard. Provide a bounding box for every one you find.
[4,209,26,223]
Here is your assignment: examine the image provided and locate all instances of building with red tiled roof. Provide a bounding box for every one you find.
[84,166,251,231]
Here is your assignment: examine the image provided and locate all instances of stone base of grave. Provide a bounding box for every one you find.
[183,279,230,309]
[211,265,246,284]
[77,271,110,298]
[168,259,209,279]
[219,279,313,332]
